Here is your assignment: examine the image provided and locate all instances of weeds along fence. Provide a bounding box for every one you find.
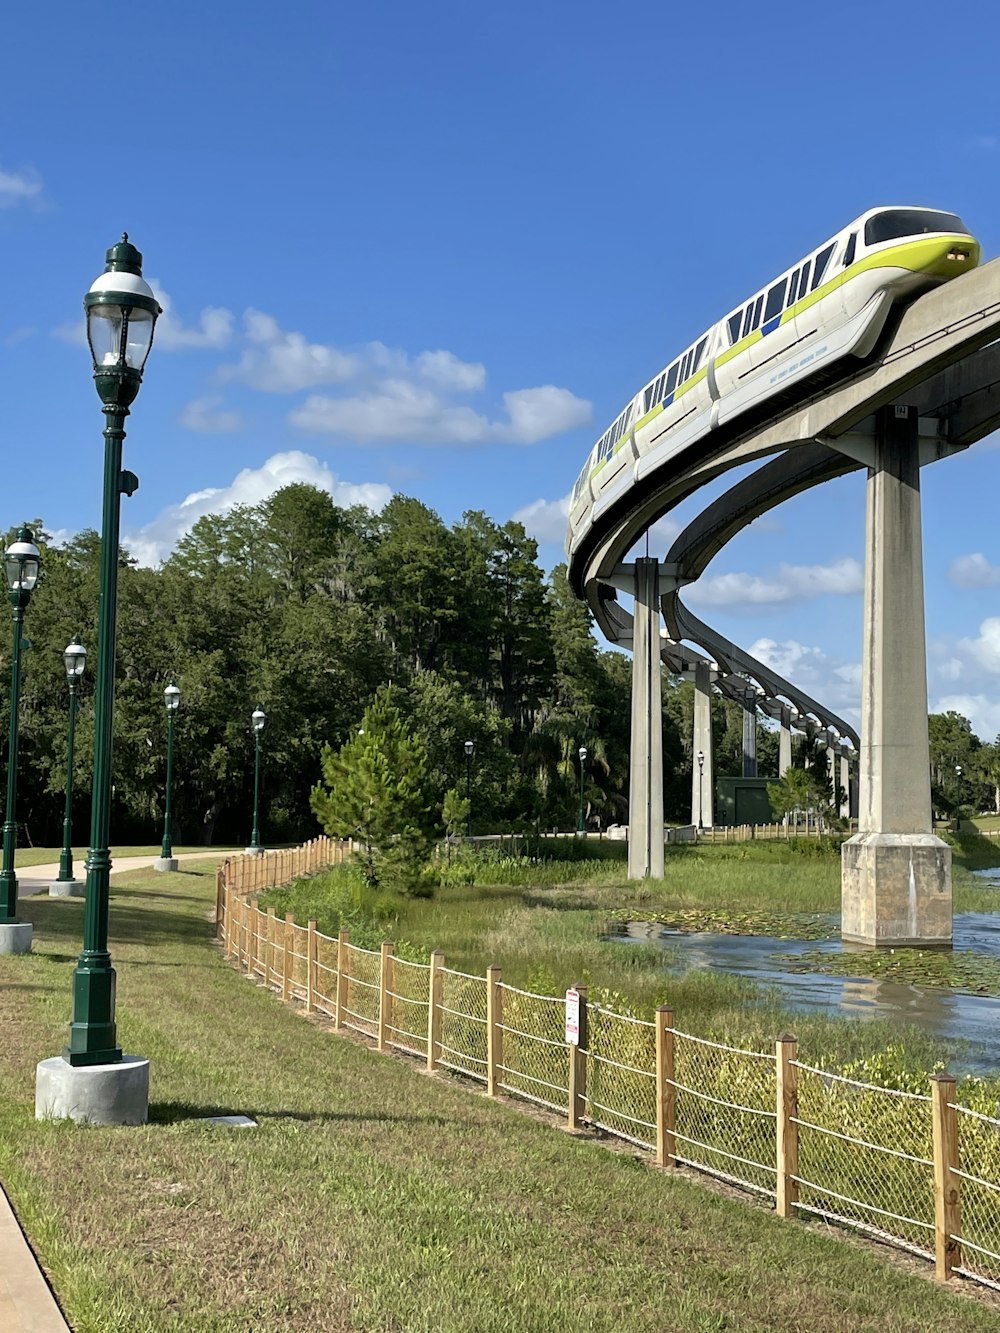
[215,847,1000,1295]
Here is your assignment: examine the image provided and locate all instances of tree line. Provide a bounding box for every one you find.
[3,482,990,850]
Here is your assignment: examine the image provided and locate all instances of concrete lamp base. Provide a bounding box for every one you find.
[152,858,178,873]
[48,879,86,897]
[35,1054,150,1125]
[243,846,264,856]
[842,832,953,946]
[0,922,32,954]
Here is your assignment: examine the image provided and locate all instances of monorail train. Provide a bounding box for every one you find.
[566,206,980,557]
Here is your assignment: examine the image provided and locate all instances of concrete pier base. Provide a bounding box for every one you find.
[48,879,85,897]
[841,405,951,946]
[243,845,263,857]
[35,1054,149,1125]
[842,833,952,945]
[152,857,178,873]
[0,922,32,954]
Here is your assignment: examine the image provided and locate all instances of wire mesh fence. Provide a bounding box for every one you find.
[216,852,1000,1295]
[793,1062,935,1258]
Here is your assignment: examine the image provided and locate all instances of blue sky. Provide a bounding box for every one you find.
[4,3,1000,739]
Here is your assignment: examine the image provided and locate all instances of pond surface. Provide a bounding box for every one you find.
[608,913,1000,1073]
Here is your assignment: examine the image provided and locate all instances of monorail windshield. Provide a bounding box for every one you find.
[865,209,967,246]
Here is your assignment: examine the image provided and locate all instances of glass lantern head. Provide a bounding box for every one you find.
[252,707,266,733]
[464,739,474,757]
[63,637,87,679]
[164,682,181,712]
[85,235,161,404]
[5,527,41,602]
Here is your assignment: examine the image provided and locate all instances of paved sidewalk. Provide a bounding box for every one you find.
[18,849,237,896]
[4,848,238,1331]
[0,1185,71,1332]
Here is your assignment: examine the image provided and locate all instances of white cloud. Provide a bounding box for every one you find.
[0,166,43,208]
[750,637,861,721]
[957,617,1000,675]
[123,450,392,567]
[949,552,1000,588]
[501,387,591,443]
[221,309,362,392]
[148,283,234,351]
[415,349,486,392]
[292,380,590,446]
[513,493,571,544]
[688,557,863,607]
[179,395,242,434]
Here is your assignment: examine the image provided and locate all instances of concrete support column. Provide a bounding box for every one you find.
[742,691,757,778]
[826,730,838,801]
[839,751,851,820]
[842,405,951,945]
[628,559,664,879]
[690,662,714,830]
[778,707,792,777]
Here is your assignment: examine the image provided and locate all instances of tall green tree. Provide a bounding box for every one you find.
[310,689,435,893]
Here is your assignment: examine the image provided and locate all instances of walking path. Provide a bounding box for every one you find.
[5,848,237,1332]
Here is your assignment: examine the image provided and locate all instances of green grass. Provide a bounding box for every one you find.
[2,864,999,1330]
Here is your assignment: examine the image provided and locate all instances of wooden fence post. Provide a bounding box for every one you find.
[306,918,317,1014]
[486,965,502,1096]
[335,929,350,1030]
[281,913,293,1001]
[776,1034,799,1219]
[378,941,394,1051]
[266,906,276,988]
[426,949,444,1071]
[655,1005,676,1168]
[567,983,588,1131]
[215,867,226,938]
[931,1071,962,1282]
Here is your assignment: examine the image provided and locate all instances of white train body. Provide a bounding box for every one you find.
[567,207,980,556]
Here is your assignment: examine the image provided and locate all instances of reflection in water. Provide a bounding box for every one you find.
[612,913,1000,1074]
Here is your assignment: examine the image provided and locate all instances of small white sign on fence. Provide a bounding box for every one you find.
[565,987,581,1046]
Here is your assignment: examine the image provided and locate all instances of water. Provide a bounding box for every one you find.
[610,914,1000,1073]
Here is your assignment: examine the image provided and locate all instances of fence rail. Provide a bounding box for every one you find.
[215,841,1000,1295]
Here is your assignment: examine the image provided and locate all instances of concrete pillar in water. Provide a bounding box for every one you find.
[841,405,951,945]
[628,558,664,879]
[690,661,714,830]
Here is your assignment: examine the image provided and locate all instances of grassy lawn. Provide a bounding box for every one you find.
[2,864,999,1329]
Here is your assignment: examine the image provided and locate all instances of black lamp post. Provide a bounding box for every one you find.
[155,682,181,872]
[0,529,41,951]
[464,740,474,839]
[577,746,588,835]
[64,236,160,1067]
[955,763,964,832]
[696,749,705,832]
[52,637,86,895]
[248,707,266,853]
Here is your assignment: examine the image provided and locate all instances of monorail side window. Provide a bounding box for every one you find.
[693,336,708,369]
[728,312,742,343]
[865,209,966,246]
[741,304,754,338]
[811,244,835,290]
[664,363,678,395]
[798,260,811,299]
[786,269,800,307]
[764,280,786,321]
[843,233,857,267]
[644,384,655,412]
[751,294,764,330]
[655,372,666,402]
